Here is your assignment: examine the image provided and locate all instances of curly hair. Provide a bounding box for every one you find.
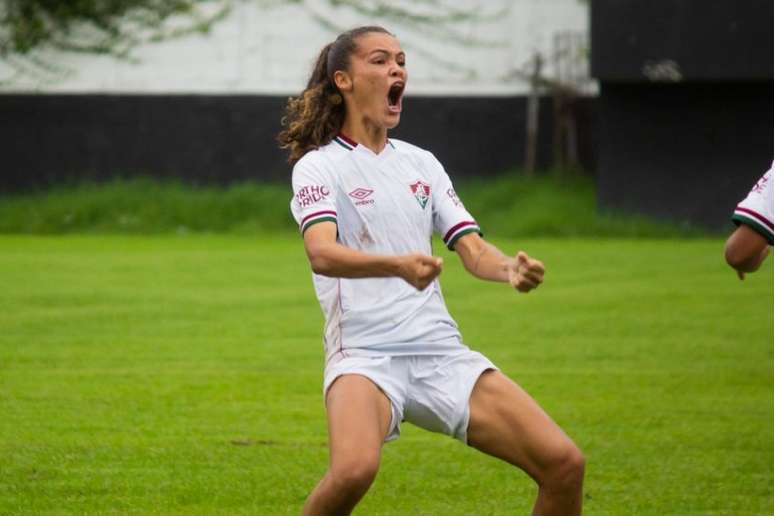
[277,26,392,164]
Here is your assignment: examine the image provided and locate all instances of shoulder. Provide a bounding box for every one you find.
[746,162,774,197]
[758,160,773,183]
[389,138,435,159]
[293,140,352,180]
[389,138,444,170]
[764,161,774,186]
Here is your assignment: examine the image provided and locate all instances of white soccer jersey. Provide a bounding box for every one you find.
[732,161,774,245]
[290,134,482,366]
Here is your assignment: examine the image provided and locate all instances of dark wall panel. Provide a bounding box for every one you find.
[0,95,289,191]
[394,96,595,176]
[0,94,595,193]
[597,82,774,229]
[592,0,774,82]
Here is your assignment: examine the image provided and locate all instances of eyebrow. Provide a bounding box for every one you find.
[369,49,405,58]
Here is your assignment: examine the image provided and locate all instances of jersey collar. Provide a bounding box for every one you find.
[334,133,358,150]
[333,132,395,156]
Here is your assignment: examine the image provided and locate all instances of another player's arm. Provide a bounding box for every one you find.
[303,221,443,290]
[724,224,770,279]
[453,232,544,293]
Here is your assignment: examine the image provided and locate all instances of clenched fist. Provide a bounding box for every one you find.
[508,251,545,293]
[398,254,443,291]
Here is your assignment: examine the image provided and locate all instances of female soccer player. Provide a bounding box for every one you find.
[278,26,585,516]
[725,162,773,278]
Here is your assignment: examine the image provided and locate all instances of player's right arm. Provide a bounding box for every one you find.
[292,156,441,290]
[302,221,442,291]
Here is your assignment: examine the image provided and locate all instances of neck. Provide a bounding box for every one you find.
[340,117,388,154]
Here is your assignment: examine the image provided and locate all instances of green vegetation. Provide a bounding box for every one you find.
[0,175,715,237]
[1,235,772,514]
[0,178,295,234]
[461,173,707,238]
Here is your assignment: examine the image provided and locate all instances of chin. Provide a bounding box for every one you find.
[385,116,401,129]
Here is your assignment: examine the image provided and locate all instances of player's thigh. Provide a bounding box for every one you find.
[467,370,581,482]
[325,374,393,470]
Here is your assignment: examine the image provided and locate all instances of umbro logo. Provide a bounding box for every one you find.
[349,188,375,206]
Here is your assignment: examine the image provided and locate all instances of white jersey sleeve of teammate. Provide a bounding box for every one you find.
[732,162,774,245]
[428,155,482,250]
[290,159,338,234]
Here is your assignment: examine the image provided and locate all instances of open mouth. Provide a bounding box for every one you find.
[387,81,405,113]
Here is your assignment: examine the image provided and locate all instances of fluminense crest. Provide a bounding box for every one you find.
[409,180,431,209]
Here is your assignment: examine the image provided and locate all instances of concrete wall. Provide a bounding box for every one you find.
[0,0,591,96]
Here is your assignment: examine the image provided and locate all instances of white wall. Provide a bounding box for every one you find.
[0,0,593,96]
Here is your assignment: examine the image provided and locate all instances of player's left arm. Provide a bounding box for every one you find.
[454,232,544,293]
[725,166,774,280]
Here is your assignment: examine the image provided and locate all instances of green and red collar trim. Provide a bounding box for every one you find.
[333,133,395,151]
[334,133,358,150]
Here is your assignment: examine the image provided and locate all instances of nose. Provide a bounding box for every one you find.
[390,64,406,81]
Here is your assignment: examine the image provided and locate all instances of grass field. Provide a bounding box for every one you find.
[1,234,772,515]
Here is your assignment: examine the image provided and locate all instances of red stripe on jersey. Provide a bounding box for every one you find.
[337,133,358,147]
[735,207,774,231]
[444,220,477,242]
[301,210,337,226]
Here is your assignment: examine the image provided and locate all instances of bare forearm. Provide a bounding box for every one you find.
[455,233,544,292]
[463,240,513,282]
[306,241,402,278]
[725,225,769,273]
[302,223,442,290]
[726,244,769,272]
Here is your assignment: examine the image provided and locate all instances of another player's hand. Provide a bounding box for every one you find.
[398,254,443,291]
[508,251,545,293]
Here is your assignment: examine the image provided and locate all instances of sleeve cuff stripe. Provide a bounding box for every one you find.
[301,210,337,227]
[443,220,478,243]
[732,214,774,245]
[446,226,482,250]
[301,216,337,234]
[734,207,774,233]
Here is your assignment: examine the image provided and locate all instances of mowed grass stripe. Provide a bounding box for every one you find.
[0,235,772,515]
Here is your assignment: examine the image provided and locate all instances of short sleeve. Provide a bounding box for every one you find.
[732,163,774,245]
[428,154,482,250]
[290,158,338,234]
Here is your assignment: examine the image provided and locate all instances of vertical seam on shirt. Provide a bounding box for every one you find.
[337,278,347,358]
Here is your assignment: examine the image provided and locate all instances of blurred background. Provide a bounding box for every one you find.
[0,0,772,230]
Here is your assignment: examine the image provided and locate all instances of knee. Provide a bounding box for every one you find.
[542,442,585,491]
[328,456,380,496]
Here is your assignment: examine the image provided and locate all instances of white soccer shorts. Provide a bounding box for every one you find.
[323,351,498,444]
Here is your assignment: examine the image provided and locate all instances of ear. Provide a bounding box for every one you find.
[333,70,353,93]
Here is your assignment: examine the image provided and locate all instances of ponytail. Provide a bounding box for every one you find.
[277,26,391,164]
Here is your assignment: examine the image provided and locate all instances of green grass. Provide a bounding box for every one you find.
[0,175,715,238]
[1,234,772,515]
